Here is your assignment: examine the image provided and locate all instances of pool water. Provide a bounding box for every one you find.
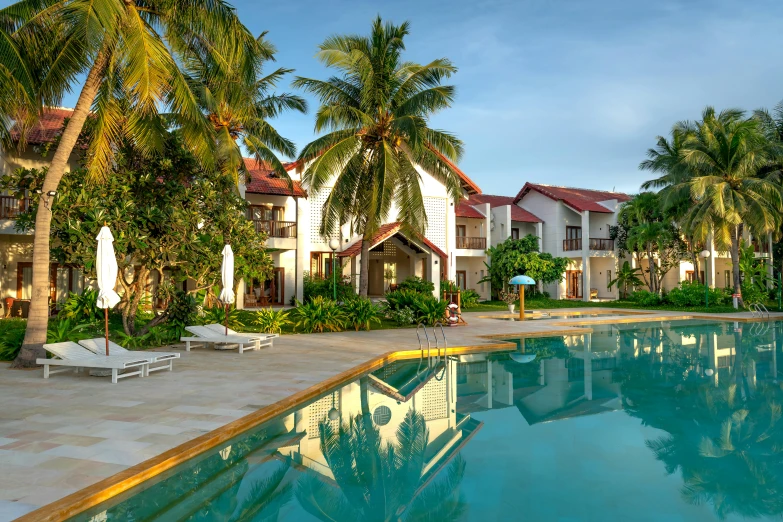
[491,311,634,320]
[72,319,783,522]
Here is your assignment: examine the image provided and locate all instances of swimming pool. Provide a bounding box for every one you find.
[487,311,645,321]
[69,319,783,521]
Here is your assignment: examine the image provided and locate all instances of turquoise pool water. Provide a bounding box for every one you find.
[72,319,783,521]
[491,312,631,320]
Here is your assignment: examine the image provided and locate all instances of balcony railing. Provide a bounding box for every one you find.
[562,238,614,251]
[0,196,29,218]
[456,236,486,249]
[252,219,297,238]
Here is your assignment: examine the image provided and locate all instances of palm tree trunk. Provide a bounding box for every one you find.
[359,231,371,297]
[730,226,743,308]
[11,51,108,368]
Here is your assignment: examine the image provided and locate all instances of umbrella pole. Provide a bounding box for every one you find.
[104,308,109,356]
[519,285,525,321]
[225,303,228,336]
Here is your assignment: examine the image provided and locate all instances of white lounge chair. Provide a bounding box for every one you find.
[38,342,149,384]
[78,338,180,374]
[181,326,262,354]
[203,323,278,342]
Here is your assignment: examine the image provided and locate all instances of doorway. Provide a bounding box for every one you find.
[456,270,467,290]
[566,270,582,299]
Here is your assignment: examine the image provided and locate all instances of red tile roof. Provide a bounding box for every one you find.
[11,107,74,145]
[338,222,447,259]
[428,147,482,196]
[467,194,542,223]
[243,158,307,197]
[455,200,485,219]
[513,183,631,213]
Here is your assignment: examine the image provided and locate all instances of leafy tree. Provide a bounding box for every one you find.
[294,16,465,297]
[608,261,644,299]
[3,0,263,367]
[1,130,274,337]
[482,234,569,297]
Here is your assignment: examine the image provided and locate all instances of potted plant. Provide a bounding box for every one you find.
[499,289,517,314]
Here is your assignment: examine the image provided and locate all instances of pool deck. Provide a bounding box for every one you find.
[0,307,780,520]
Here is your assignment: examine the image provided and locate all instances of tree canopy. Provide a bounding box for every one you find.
[482,234,569,295]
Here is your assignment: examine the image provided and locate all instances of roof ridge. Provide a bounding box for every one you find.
[529,182,629,196]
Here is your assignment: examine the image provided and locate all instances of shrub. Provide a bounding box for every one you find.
[387,306,415,326]
[0,319,26,361]
[46,319,95,343]
[414,297,449,325]
[303,271,355,303]
[396,276,434,295]
[628,290,662,307]
[165,291,198,339]
[292,297,345,333]
[384,289,424,311]
[201,306,245,330]
[252,308,291,334]
[460,289,481,309]
[665,281,727,307]
[58,289,102,323]
[740,283,766,307]
[342,297,382,331]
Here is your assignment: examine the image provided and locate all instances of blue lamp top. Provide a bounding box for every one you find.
[509,275,535,285]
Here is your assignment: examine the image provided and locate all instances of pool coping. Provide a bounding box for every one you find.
[17,312,776,521]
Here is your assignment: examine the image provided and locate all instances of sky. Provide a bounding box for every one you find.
[62,0,783,196]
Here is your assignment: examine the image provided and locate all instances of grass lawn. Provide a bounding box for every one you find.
[464,298,781,315]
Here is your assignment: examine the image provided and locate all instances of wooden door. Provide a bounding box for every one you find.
[566,270,582,298]
[456,271,467,290]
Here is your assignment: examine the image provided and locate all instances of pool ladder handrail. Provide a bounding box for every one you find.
[749,302,770,319]
[416,322,448,370]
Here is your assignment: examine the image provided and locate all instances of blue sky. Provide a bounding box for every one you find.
[67,0,783,195]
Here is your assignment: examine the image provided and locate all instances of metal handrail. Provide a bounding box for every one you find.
[749,302,770,319]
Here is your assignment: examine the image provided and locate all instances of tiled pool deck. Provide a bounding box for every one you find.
[0,308,778,520]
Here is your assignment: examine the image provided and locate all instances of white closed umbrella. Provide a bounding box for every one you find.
[219,244,235,335]
[96,226,121,355]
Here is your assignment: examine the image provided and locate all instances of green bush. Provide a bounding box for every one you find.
[46,318,96,343]
[342,297,382,331]
[384,289,423,311]
[165,291,198,339]
[201,306,245,330]
[740,283,766,307]
[460,289,481,309]
[303,271,355,303]
[628,290,662,307]
[0,319,26,361]
[58,289,103,323]
[414,298,449,325]
[387,306,415,326]
[252,308,291,334]
[291,297,345,333]
[396,276,434,294]
[665,281,727,307]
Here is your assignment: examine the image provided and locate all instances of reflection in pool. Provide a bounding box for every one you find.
[490,311,635,321]
[72,320,783,521]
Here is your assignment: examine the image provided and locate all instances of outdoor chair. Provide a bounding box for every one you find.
[182,325,263,354]
[38,342,149,384]
[78,338,180,374]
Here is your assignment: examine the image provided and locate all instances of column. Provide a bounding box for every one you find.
[582,210,590,301]
[295,197,309,302]
[708,232,716,289]
[535,221,543,252]
[584,333,593,400]
[236,278,245,310]
[485,357,493,409]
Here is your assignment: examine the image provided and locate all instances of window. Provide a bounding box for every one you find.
[566,226,582,239]
[249,205,283,221]
[373,406,392,426]
[456,225,466,237]
[511,228,520,239]
[724,270,731,289]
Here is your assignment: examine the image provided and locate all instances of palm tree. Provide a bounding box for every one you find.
[295,409,467,522]
[190,32,307,182]
[609,261,643,299]
[294,16,465,297]
[3,0,257,367]
[675,108,783,308]
[0,25,36,146]
[617,192,665,293]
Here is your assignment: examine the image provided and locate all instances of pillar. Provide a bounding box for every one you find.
[582,210,590,301]
[768,233,774,289]
[295,197,309,303]
[584,333,593,400]
[708,232,716,289]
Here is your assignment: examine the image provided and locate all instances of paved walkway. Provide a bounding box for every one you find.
[0,308,778,520]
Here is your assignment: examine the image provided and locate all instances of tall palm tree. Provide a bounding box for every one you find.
[294,16,465,296]
[0,25,36,146]
[190,32,307,182]
[2,0,256,367]
[676,108,783,308]
[617,192,665,292]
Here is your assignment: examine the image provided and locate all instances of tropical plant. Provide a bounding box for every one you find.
[57,289,102,324]
[628,289,662,307]
[460,289,481,309]
[481,235,569,297]
[609,261,644,299]
[0,319,26,361]
[384,289,423,311]
[45,318,94,343]
[4,0,263,367]
[498,289,518,306]
[396,276,434,295]
[303,271,355,303]
[665,281,727,307]
[291,297,345,333]
[251,308,291,335]
[295,16,465,297]
[296,409,467,521]
[202,306,246,331]
[414,297,448,326]
[342,297,382,331]
[386,306,415,327]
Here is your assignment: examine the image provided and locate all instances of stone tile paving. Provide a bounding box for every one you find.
[0,308,776,520]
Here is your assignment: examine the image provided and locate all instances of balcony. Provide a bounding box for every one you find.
[0,196,30,218]
[562,238,614,251]
[456,236,486,249]
[252,220,297,238]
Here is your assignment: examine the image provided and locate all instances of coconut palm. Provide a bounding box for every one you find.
[3,0,257,367]
[0,25,36,146]
[608,261,643,299]
[189,32,307,182]
[662,108,783,308]
[294,16,465,297]
[295,409,467,522]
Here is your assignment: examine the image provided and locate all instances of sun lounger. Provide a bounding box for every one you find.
[78,338,180,374]
[38,342,149,384]
[182,326,262,354]
[203,323,278,342]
